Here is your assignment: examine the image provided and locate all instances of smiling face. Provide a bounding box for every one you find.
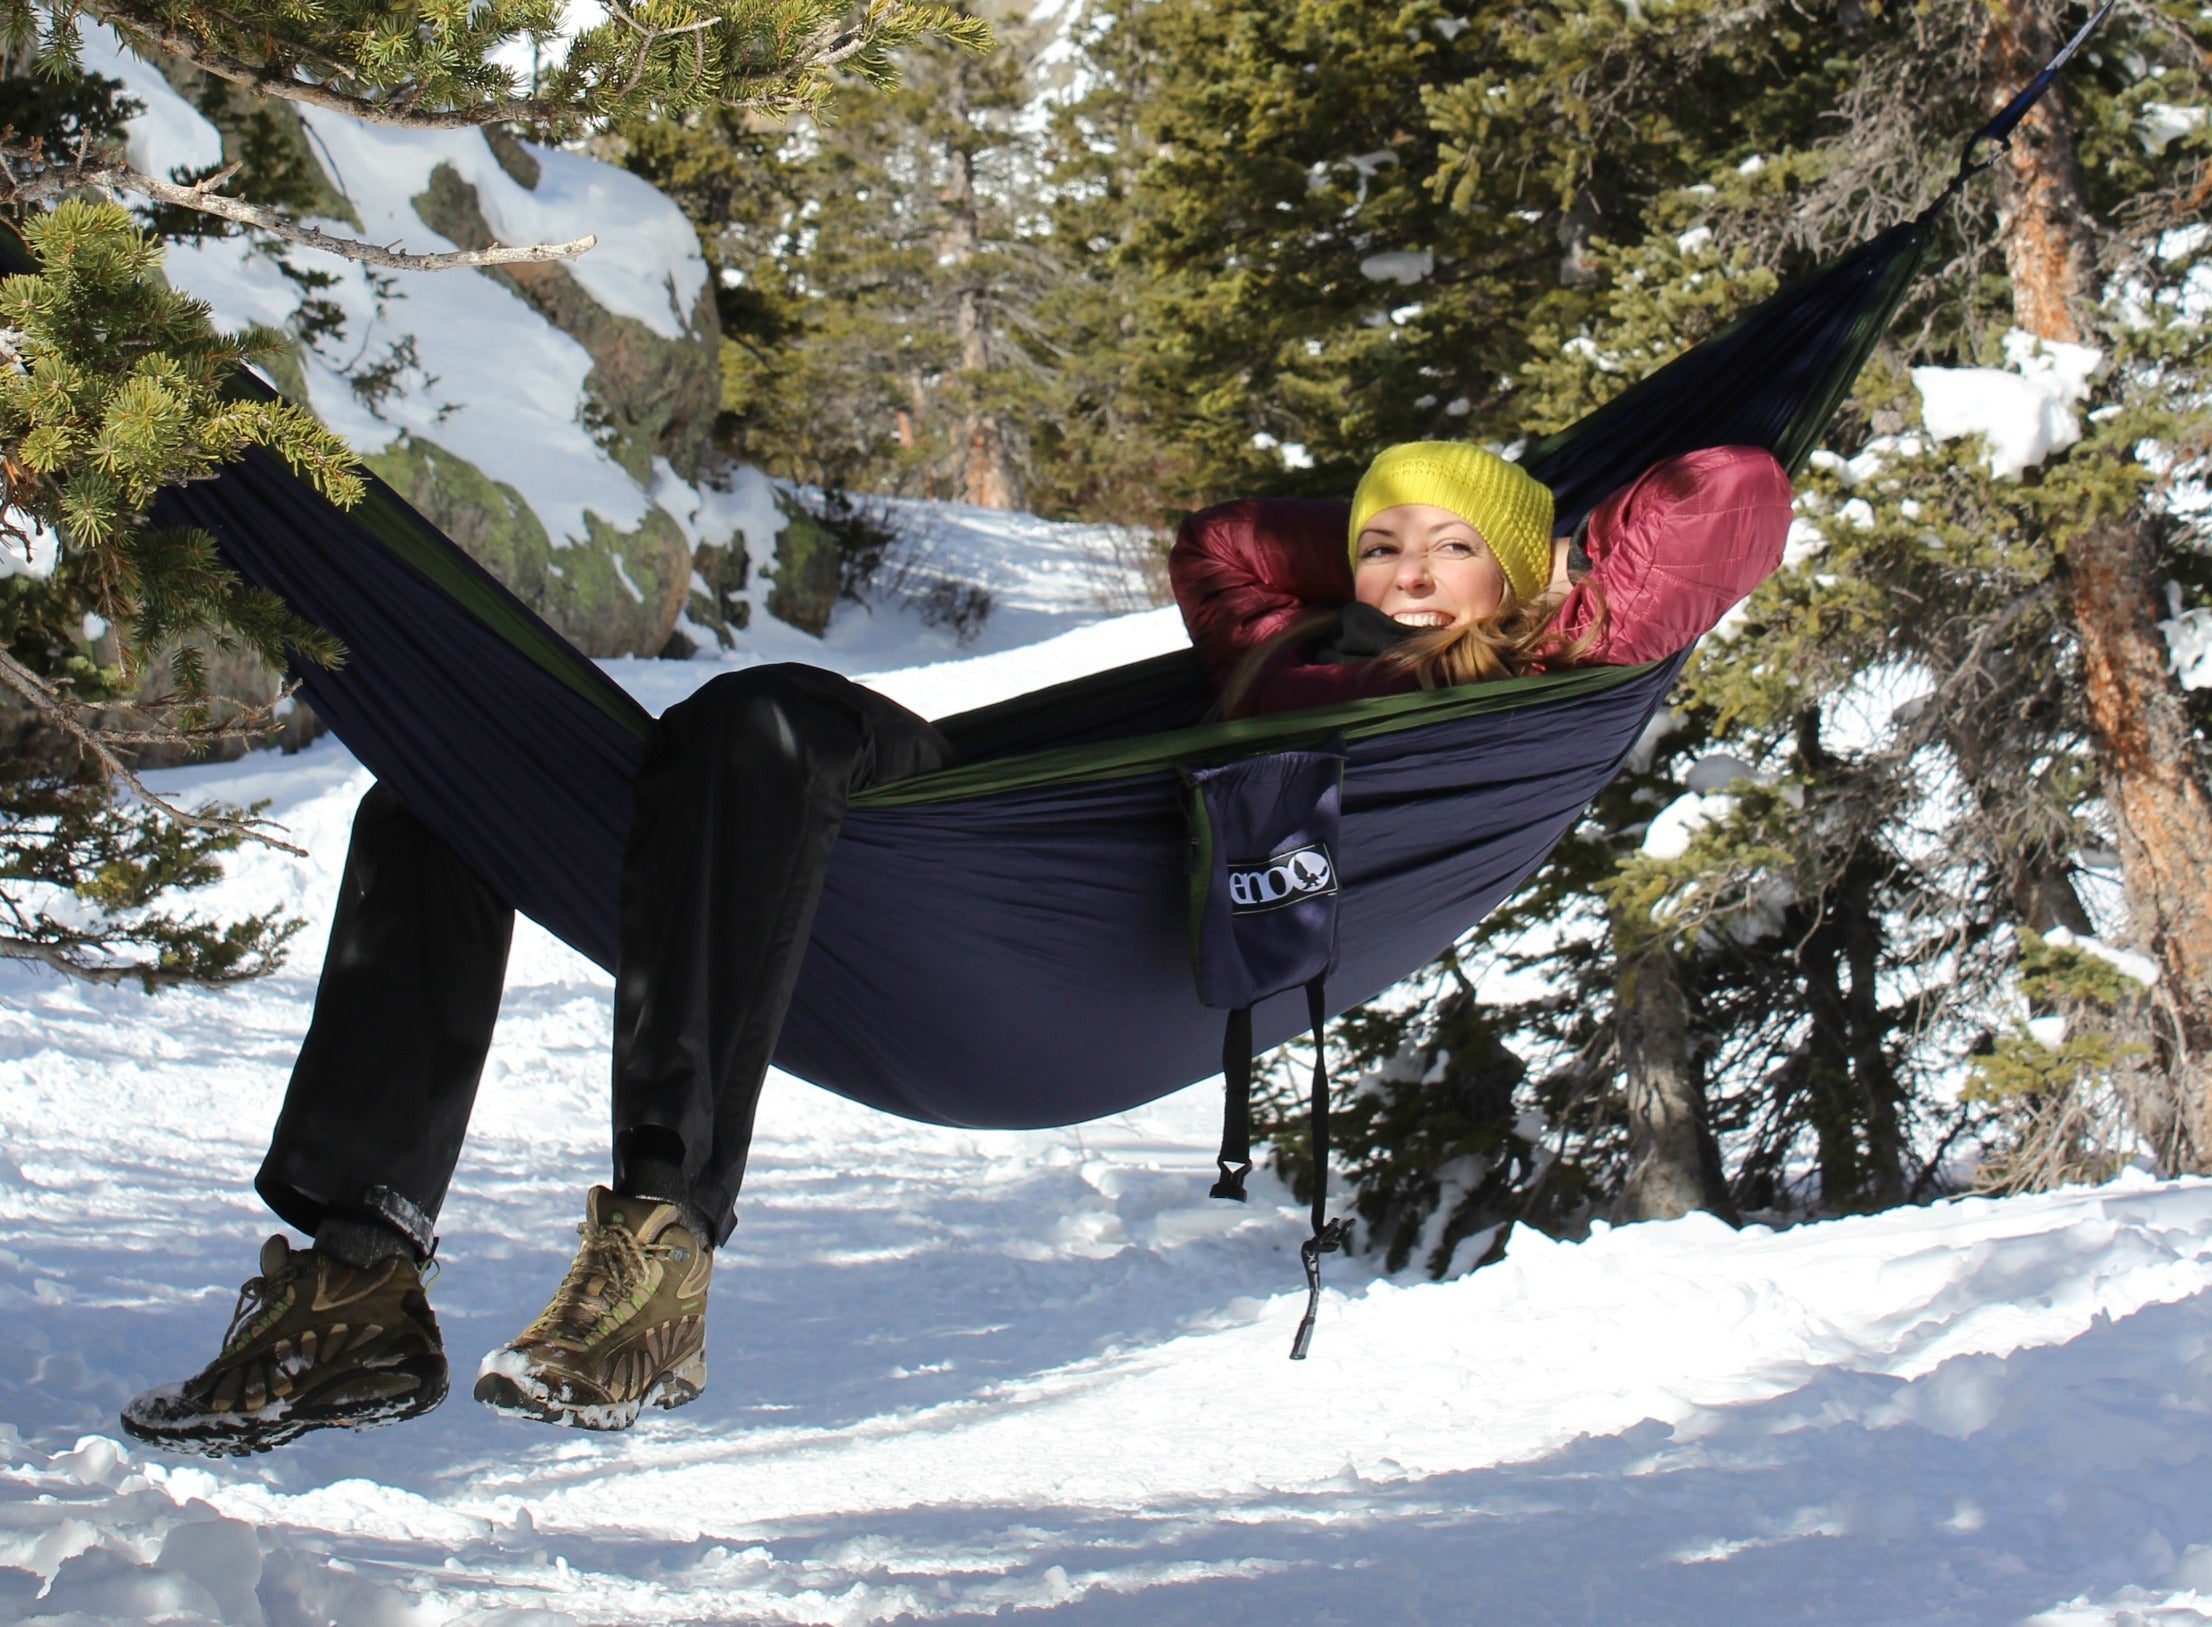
[1352,503,1508,632]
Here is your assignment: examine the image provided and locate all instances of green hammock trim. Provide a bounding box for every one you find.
[851,657,1657,808]
[344,480,656,739]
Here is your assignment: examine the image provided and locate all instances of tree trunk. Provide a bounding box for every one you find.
[1984,1,2212,1156]
[942,63,1018,512]
[1940,715,2096,936]
[1838,859,1907,1204]
[1791,712,1906,1209]
[1613,934,1738,1224]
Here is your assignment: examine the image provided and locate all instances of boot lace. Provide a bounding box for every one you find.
[522,1218,680,1349]
[219,1269,294,1357]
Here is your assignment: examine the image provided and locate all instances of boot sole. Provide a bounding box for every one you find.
[120,1354,449,1458]
[473,1350,705,1431]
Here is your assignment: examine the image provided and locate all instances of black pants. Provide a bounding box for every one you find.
[255,665,953,1251]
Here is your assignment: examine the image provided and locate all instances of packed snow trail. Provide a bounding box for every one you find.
[9,616,2212,1623]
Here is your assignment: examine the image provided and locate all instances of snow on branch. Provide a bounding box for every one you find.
[0,149,596,272]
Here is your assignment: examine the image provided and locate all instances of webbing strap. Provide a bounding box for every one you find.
[1208,982,1351,1356]
[1291,977,1352,1361]
[1211,1006,1255,1201]
[1301,979,1331,1236]
[1940,0,2116,202]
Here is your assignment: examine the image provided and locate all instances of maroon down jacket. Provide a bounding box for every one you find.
[1168,445,1795,715]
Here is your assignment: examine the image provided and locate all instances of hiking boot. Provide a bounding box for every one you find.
[121,1235,447,1457]
[472,1186,710,1430]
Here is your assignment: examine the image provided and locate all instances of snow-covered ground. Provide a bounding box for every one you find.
[8,582,2212,1626]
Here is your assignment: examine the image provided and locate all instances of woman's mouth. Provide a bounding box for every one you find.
[1391,610,1454,628]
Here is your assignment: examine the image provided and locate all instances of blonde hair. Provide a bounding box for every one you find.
[1217,559,1606,718]
[1378,571,1604,688]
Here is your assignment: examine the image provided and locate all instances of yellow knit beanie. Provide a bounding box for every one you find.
[1348,442,1554,605]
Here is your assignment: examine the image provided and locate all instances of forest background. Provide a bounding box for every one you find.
[2,0,2210,1275]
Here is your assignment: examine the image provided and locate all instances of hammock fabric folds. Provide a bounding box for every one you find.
[37,192,1938,1129]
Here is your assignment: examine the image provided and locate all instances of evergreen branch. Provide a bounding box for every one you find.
[89,6,546,129]
[602,0,721,101]
[79,0,994,131]
[0,644,305,855]
[0,930,263,986]
[0,146,597,270]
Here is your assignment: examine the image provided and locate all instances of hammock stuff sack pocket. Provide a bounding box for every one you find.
[1183,744,1352,1360]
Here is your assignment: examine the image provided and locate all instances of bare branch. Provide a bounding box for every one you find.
[77,684,307,746]
[0,647,305,856]
[0,148,596,271]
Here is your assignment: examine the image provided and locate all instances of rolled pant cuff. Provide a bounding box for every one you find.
[358,1184,438,1256]
[256,1164,439,1258]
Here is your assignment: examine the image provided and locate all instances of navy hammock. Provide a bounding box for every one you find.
[139,218,1900,1130]
[26,23,2097,1132]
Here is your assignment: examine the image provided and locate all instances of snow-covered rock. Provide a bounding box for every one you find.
[80,26,725,658]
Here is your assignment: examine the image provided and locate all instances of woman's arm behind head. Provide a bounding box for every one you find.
[1553,445,1793,667]
[1169,498,1354,689]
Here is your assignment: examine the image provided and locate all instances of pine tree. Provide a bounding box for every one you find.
[632,1,1052,507]
[1499,0,2212,1213]
[1018,0,1197,528]
[1171,0,2209,1252]
[0,72,325,983]
[1972,0,2212,1153]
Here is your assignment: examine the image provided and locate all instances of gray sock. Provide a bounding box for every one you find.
[315,1213,415,1270]
[620,1157,719,1250]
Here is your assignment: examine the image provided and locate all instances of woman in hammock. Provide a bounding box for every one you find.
[1176,440,1789,713]
[121,439,1790,1455]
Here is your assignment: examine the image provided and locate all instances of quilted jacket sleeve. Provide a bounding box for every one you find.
[1546,445,1792,666]
[1168,497,1357,687]
[1167,496,1421,712]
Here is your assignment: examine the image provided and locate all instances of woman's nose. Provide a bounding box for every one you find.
[1396,554,1432,588]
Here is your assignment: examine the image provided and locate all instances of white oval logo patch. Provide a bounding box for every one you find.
[1227,843,1338,915]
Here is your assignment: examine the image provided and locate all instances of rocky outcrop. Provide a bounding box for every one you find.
[365,435,692,658]
[379,143,724,655]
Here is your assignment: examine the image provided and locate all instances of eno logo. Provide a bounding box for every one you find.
[1227,843,1339,914]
